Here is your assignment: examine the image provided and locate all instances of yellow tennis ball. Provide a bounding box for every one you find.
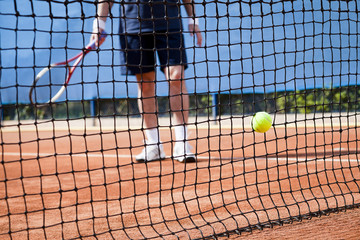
[252,112,272,133]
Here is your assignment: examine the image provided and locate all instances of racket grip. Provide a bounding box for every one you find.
[89,30,107,49]
[100,30,107,39]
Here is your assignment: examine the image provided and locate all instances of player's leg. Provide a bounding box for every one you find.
[164,66,190,129]
[164,65,189,125]
[119,33,164,162]
[157,30,195,162]
[164,66,195,163]
[136,71,158,130]
[135,71,165,162]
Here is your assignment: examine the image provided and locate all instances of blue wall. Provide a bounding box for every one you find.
[1,0,359,104]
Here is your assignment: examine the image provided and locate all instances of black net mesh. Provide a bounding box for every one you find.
[1,0,360,239]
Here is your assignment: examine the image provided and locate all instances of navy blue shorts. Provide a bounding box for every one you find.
[119,32,188,75]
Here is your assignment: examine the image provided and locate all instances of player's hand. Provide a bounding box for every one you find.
[90,30,106,48]
[189,22,202,47]
[91,19,106,48]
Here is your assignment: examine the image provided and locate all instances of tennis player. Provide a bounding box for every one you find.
[91,0,202,162]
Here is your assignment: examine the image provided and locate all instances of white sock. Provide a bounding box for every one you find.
[145,128,160,145]
[174,125,187,144]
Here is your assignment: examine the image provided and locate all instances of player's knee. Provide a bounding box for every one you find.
[170,71,182,82]
[167,66,183,82]
[168,70,184,92]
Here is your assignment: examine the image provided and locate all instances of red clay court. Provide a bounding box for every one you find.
[1,0,360,239]
[1,115,359,239]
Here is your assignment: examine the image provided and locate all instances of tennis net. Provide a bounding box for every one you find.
[1,0,360,239]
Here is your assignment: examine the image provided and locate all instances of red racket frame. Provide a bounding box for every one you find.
[29,32,107,105]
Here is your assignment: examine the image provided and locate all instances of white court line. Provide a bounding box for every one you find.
[1,152,358,162]
[2,152,212,160]
[333,148,359,151]
[2,152,132,158]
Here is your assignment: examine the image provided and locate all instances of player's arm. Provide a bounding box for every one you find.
[182,0,202,47]
[91,0,113,47]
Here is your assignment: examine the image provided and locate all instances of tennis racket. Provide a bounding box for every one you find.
[29,31,107,105]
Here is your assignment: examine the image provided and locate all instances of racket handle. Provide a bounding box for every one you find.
[89,31,107,49]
